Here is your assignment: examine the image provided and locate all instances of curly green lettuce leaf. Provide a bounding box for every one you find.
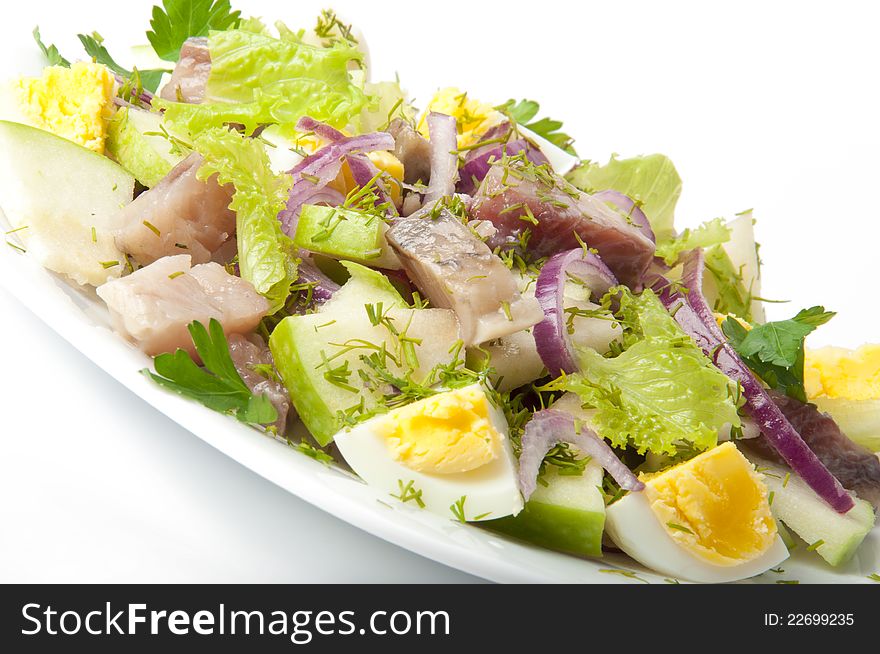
[147,0,242,62]
[556,289,741,456]
[654,217,731,266]
[566,154,682,241]
[193,127,295,312]
[156,28,368,138]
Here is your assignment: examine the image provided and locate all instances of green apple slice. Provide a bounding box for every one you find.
[106,107,186,187]
[487,460,605,557]
[270,262,460,445]
[0,120,135,286]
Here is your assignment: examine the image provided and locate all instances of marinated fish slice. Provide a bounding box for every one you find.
[159,37,211,104]
[97,254,269,356]
[472,161,656,287]
[386,118,431,185]
[228,333,291,434]
[386,210,542,346]
[113,153,235,267]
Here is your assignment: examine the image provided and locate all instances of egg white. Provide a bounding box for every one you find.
[605,491,790,583]
[333,385,524,522]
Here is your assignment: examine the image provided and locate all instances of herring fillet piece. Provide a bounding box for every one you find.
[228,333,291,434]
[472,164,656,287]
[386,118,431,185]
[159,37,211,104]
[386,210,542,345]
[113,153,235,267]
[97,254,269,356]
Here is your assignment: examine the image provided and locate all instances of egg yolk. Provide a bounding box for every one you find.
[328,151,405,204]
[641,443,777,566]
[378,387,500,475]
[418,87,505,149]
[805,345,880,401]
[16,62,116,153]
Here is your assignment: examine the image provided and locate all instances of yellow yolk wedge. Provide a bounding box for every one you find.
[640,443,777,565]
[805,345,880,401]
[15,62,116,153]
[418,87,505,149]
[378,386,500,474]
[332,384,523,522]
[605,443,789,582]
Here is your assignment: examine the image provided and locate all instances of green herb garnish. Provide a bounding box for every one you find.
[723,307,835,402]
[666,522,695,535]
[32,26,69,66]
[391,480,426,509]
[598,569,650,584]
[147,0,241,62]
[143,318,277,425]
[450,495,468,523]
[78,32,165,93]
[497,99,576,154]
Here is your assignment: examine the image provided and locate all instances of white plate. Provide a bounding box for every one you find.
[0,0,880,583]
[2,215,878,585]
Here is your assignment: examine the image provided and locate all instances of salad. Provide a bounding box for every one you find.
[1,1,878,584]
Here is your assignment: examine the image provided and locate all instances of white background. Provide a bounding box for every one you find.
[1,0,878,582]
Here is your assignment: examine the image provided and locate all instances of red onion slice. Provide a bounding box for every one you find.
[294,117,397,217]
[518,409,644,501]
[593,190,655,244]
[652,250,854,513]
[113,72,154,108]
[533,248,618,377]
[345,153,398,217]
[287,132,394,178]
[295,260,341,305]
[296,116,346,142]
[279,130,396,234]
[423,112,459,205]
[278,187,345,236]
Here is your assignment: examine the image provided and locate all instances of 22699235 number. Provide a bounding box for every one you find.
[764,613,855,626]
[788,614,853,626]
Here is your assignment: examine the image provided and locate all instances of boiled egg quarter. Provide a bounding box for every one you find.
[334,385,523,522]
[4,62,116,153]
[806,344,880,401]
[805,344,880,452]
[605,443,789,582]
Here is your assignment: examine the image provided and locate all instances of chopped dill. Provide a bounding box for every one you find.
[142,220,161,237]
[598,569,649,584]
[450,495,468,523]
[391,480,426,508]
[666,522,695,535]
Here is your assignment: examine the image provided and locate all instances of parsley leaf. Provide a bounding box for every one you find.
[723,307,835,401]
[147,0,242,62]
[78,32,166,93]
[143,318,278,425]
[32,26,69,67]
[497,98,576,155]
